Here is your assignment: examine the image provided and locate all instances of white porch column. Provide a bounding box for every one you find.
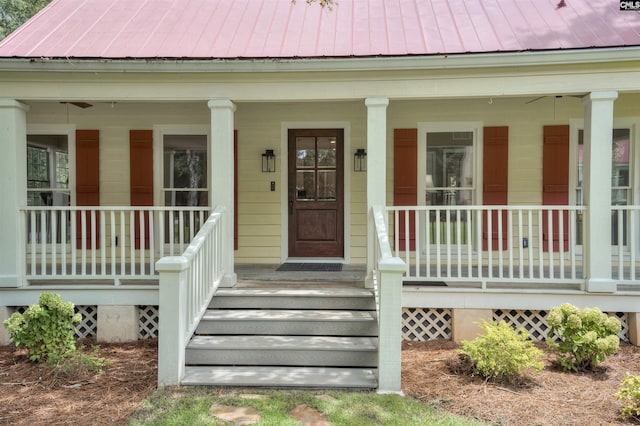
[582,91,618,293]
[365,97,389,287]
[0,100,29,288]
[208,99,237,287]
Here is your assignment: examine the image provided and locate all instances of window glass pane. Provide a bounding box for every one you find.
[317,137,337,168]
[426,132,473,206]
[55,151,69,188]
[27,145,49,188]
[164,190,208,207]
[577,128,631,203]
[163,135,207,189]
[317,170,336,200]
[163,134,208,207]
[296,137,315,168]
[296,171,315,200]
[613,128,630,187]
[26,135,70,207]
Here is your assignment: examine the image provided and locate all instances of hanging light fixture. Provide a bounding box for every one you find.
[354,148,367,172]
[262,149,276,172]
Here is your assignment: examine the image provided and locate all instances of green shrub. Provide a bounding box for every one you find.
[3,292,81,363]
[546,303,621,372]
[459,320,544,382]
[616,373,640,421]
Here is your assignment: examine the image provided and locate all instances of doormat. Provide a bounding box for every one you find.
[276,263,343,272]
[403,281,447,287]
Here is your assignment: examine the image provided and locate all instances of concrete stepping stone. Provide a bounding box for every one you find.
[209,405,260,425]
[289,404,330,425]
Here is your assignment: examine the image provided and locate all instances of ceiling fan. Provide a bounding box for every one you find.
[60,101,93,109]
[525,94,583,104]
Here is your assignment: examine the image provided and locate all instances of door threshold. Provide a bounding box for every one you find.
[285,258,346,264]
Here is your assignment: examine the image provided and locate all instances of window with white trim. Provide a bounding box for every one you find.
[424,131,475,206]
[26,135,70,207]
[162,134,208,207]
[572,122,637,247]
[417,123,482,246]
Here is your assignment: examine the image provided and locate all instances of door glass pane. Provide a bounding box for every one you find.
[296,137,316,168]
[317,137,337,168]
[296,171,316,200]
[318,170,336,200]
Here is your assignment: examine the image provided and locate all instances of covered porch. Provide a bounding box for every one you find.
[1,73,640,392]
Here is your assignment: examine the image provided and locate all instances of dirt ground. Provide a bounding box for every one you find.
[402,340,640,426]
[0,339,157,426]
[0,338,639,425]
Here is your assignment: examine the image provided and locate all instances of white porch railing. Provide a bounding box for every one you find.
[372,205,405,394]
[20,206,209,284]
[387,205,587,288]
[156,206,226,386]
[612,205,640,283]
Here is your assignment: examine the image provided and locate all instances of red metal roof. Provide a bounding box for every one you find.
[0,0,639,59]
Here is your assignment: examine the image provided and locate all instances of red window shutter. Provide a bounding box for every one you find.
[393,129,417,251]
[234,130,238,251]
[482,126,509,250]
[543,125,570,251]
[75,130,100,249]
[130,130,153,249]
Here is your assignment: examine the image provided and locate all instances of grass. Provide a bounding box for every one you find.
[128,387,487,425]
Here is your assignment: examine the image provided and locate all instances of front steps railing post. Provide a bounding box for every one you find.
[156,256,189,386]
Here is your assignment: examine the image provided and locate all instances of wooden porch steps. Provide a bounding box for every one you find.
[182,366,377,388]
[183,284,378,389]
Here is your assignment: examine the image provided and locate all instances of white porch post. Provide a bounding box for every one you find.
[208,99,237,287]
[365,97,389,288]
[582,91,618,293]
[156,256,188,386]
[0,100,29,288]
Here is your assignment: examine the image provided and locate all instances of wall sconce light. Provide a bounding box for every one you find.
[262,149,276,172]
[354,148,367,172]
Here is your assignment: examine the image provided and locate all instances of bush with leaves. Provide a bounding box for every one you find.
[616,373,640,421]
[546,303,621,372]
[3,292,81,363]
[459,320,544,382]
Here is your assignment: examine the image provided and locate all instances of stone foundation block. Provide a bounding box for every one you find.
[97,306,138,342]
[0,306,14,345]
[452,308,493,343]
[629,313,640,347]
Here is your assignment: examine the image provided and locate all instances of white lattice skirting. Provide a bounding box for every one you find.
[15,305,97,339]
[402,308,452,341]
[494,309,629,342]
[138,305,159,339]
[402,307,629,342]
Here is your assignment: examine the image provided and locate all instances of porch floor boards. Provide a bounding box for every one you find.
[22,262,639,291]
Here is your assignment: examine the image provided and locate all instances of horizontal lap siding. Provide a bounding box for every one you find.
[234,102,367,263]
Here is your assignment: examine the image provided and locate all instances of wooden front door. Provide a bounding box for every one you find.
[288,129,344,258]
